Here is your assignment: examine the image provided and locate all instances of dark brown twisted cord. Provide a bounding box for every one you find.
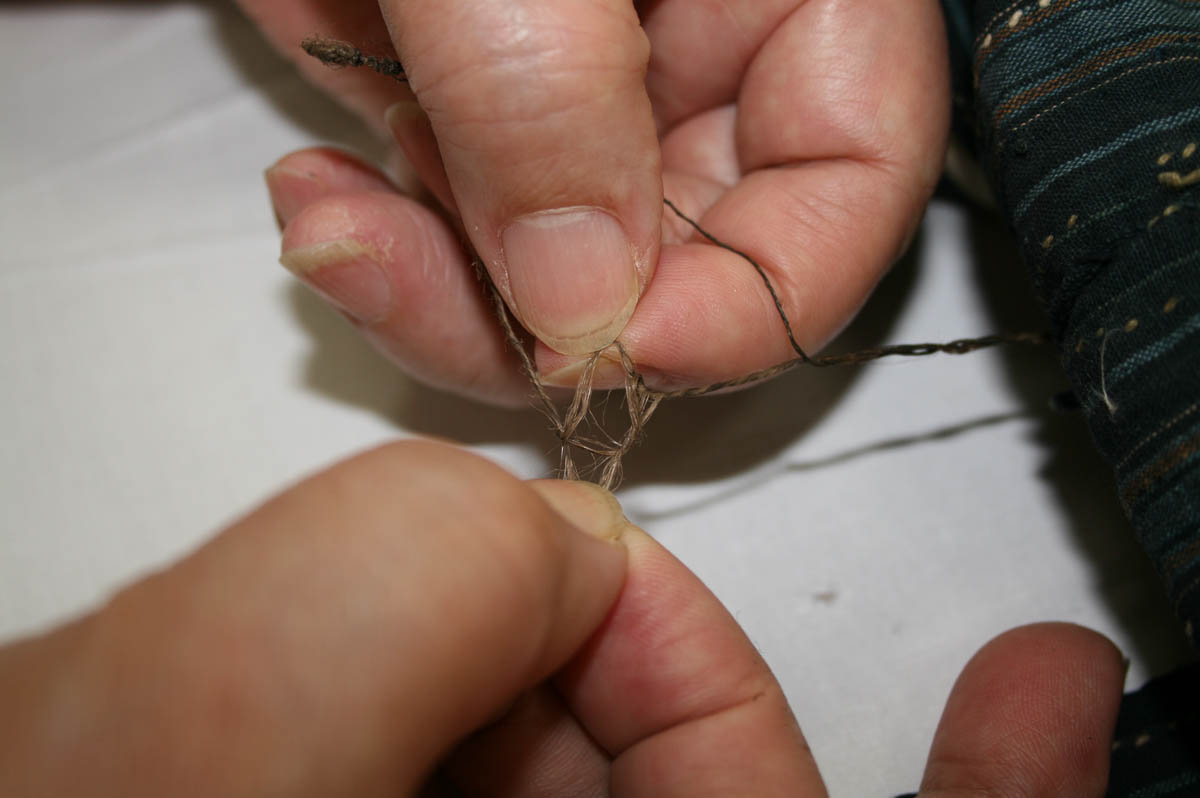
[659,199,1049,394]
[304,37,1050,488]
[301,36,407,81]
[643,332,1049,400]
[663,198,813,363]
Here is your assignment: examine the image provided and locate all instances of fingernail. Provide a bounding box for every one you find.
[279,239,392,323]
[384,100,428,128]
[540,349,628,389]
[532,480,629,542]
[502,208,639,356]
[384,101,458,213]
[264,165,321,228]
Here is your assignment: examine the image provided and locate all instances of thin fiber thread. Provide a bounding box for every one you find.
[302,36,1050,489]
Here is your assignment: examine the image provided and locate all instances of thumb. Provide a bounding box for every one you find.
[380,0,662,355]
[0,442,627,797]
[918,623,1125,798]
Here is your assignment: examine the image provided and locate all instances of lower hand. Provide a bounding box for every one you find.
[0,441,1123,796]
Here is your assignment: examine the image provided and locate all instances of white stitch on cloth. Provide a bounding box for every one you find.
[1160,169,1200,189]
[1097,328,1119,415]
[977,0,1026,47]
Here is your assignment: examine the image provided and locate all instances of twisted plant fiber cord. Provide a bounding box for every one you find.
[303,37,1049,488]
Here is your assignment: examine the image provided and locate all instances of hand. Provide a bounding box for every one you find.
[243,0,950,405]
[0,441,1123,796]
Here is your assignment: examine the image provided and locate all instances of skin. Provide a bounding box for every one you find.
[0,5,1120,792]
[246,0,951,405]
[0,441,1125,796]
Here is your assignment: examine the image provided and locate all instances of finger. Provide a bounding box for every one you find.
[539,0,949,391]
[0,442,628,797]
[267,148,532,404]
[384,100,459,214]
[380,0,663,356]
[736,0,948,181]
[439,482,823,797]
[279,189,532,404]
[686,0,949,355]
[648,0,945,254]
[0,619,90,798]
[919,623,1125,798]
[443,685,610,798]
[438,482,630,797]
[659,106,741,193]
[265,147,400,227]
[548,487,825,797]
[638,0,797,133]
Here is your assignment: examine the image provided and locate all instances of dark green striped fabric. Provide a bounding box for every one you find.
[1108,661,1200,798]
[922,1,1200,796]
[951,0,1200,644]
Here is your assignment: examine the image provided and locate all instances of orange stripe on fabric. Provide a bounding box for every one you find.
[1122,428,1200,507]
[994,32,1200,123]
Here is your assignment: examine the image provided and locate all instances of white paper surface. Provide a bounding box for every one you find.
[0,2,1190,795]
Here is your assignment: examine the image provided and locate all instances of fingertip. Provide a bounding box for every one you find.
[278,192,532,403]
[527,480,632,545]
[384,101,458,214]
[921,623,1124,798]
[265,147,397,228]
[969,622,1126,690]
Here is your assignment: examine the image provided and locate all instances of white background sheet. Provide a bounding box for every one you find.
[1,2,1191,795]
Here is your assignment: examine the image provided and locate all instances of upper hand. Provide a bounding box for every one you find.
[0,441,1123,796]
[244,0,950,404]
